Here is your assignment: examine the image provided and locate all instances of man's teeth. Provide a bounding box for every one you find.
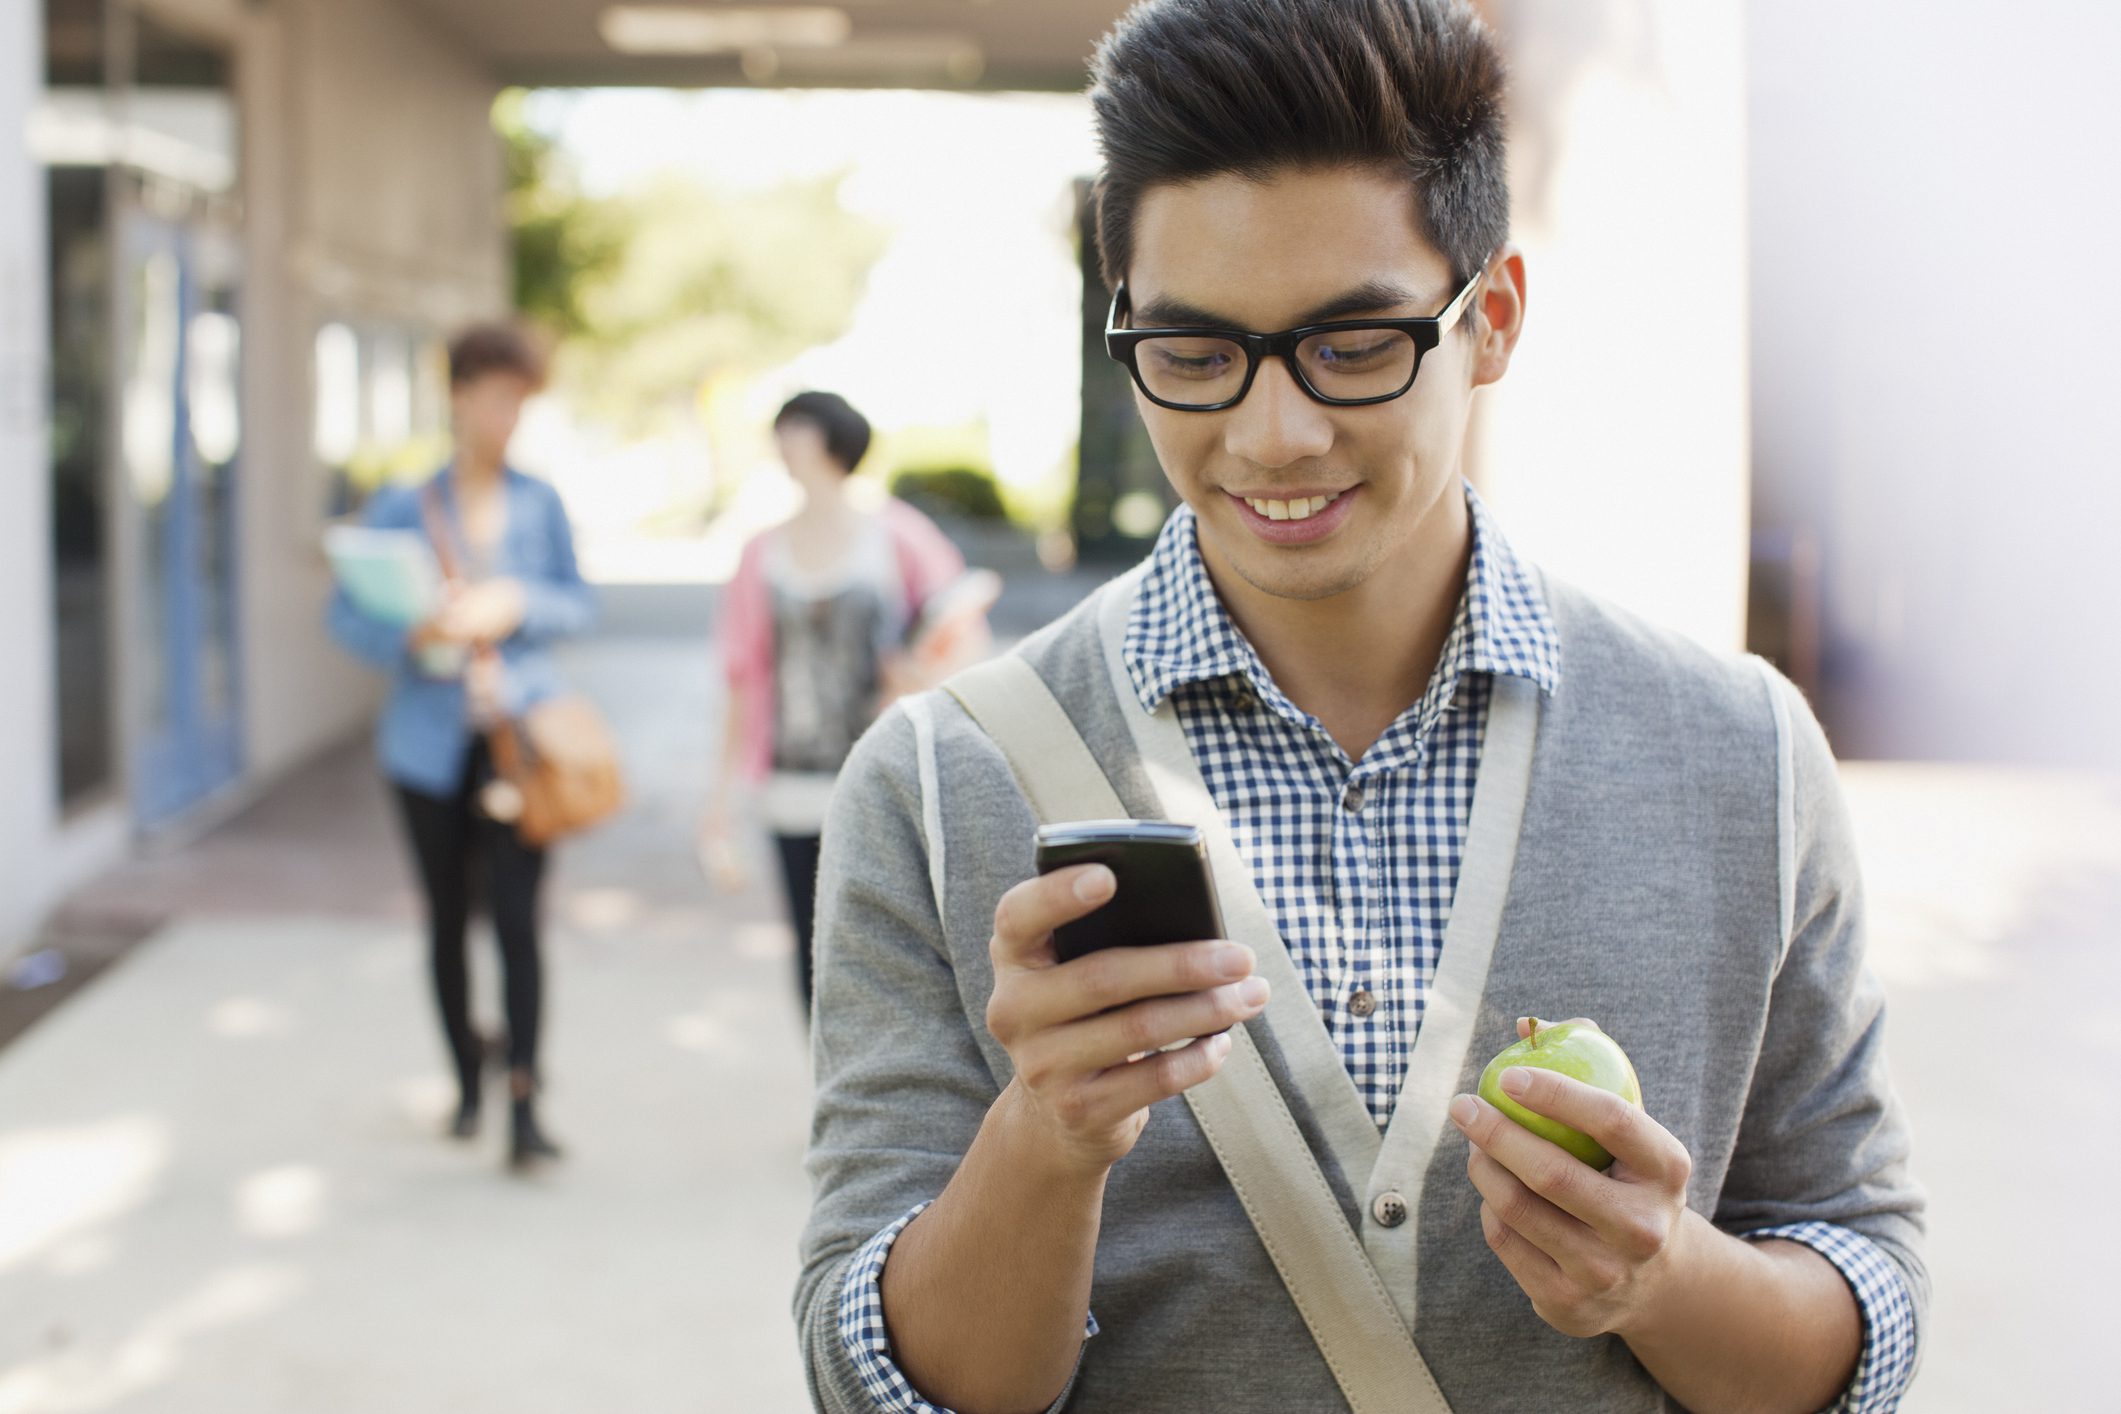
[1244,492,1340,522]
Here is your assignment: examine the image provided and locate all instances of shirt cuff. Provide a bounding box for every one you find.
[1744,1221,1918,1412]
[838,1201,1099,1413]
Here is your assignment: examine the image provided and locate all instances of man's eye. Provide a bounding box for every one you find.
[1313,338,1396,367]
[1148,342,1239,379]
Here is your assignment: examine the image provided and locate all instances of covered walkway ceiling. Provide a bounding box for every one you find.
[406,1,1132,91]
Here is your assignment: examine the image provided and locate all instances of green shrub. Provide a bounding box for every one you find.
[890,465,1009,522]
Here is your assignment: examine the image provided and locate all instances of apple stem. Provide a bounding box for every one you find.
[1527,1018,1542,1047]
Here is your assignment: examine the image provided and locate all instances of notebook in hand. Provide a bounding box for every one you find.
[325,524,442,627]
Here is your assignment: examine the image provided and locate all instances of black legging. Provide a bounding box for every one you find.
[395,739,548,1090]
[773,832,823,1017]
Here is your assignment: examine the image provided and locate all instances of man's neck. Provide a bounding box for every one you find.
[1199,485,1472,762]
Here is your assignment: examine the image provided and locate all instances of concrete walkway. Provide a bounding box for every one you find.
[0,634,817,1412]
[2,625,2117,1410]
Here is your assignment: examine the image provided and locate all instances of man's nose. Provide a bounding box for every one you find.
[1222,356,1334,470]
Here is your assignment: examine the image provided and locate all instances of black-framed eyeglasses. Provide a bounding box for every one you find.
[1104,266,1485,412]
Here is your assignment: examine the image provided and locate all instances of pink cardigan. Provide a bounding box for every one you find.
[719,497,967,784]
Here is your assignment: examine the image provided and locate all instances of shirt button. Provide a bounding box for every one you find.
[1372,1191,1408,1228]
[1228,679,1257,711]
[1343,783,1365,814]
[1347,988,1377,1018]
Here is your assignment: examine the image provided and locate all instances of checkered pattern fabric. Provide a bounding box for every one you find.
[842,1201,1097,1412]
[1746,1222,1920,1411]
[836,481,1913,1411]
[1123,484,1559,1130]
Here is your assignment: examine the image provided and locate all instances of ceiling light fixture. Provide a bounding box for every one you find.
[600,6,854,55]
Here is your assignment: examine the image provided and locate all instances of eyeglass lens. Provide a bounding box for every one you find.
[1132,327,1419,406]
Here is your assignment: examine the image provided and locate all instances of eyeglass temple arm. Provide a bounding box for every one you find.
[1438,265,1487,335]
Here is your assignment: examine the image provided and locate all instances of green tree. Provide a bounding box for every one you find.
[495,90,620,337]
[494,90,886,440]
[560,171,885,436]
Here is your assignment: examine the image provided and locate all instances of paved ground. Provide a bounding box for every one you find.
[1,624,2116,1411]
[0,634,819,1413]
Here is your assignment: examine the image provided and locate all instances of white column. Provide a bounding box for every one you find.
[1471,0,1752,653]
[0,0,59,950]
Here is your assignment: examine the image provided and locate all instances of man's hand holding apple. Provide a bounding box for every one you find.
[1448,1017,1699,1343]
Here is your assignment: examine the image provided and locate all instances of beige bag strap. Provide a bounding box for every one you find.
[944,656,1453,1414]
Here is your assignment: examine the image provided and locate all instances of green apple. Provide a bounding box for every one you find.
[1476,1016,1642,1170]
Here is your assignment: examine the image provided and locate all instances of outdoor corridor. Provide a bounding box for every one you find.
[1,605,2116,1411]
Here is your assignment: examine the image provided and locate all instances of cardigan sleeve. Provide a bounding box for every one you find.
[795,703,1093,1412]
[1712,667,1930,1398]
[717,534,777,783]
[883,498,968,624]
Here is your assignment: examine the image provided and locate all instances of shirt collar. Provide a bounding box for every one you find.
[1122,479,1561,717]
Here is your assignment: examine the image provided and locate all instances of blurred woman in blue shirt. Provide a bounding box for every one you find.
[328,323,594,1171]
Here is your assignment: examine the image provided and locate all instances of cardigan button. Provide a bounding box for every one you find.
[1347,988,1378,1018]
[1372,1191,1408,1228]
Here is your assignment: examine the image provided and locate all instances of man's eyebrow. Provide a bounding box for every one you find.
[1132,279,1430,330]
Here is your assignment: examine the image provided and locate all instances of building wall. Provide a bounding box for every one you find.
[235,0,507,782]
[2,0,505,950]
[1747,1,2121,766]
[1472,0,1752,654]
[1,0,60,949]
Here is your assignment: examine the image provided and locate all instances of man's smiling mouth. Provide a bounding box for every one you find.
[1229,488,1353,522]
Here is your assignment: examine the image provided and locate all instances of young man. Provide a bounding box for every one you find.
[797,1,1925,1409]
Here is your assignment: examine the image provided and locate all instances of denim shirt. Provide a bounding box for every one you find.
[327,467,596,797]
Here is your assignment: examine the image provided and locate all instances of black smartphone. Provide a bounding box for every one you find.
[1033,820,1227,965]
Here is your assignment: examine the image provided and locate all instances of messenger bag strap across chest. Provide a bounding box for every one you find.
[944,653,1454,1414]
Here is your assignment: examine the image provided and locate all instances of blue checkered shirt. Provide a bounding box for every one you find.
[839,482,1917,1410]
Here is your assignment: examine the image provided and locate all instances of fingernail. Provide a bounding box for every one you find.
[1236,976,1269,1008]
[1213,942,1254,980]
[1074,866,1114,902]
[1207,1032,1234,1060]
[1500,1068,1530,1098]
[1449,1094,1478,1127]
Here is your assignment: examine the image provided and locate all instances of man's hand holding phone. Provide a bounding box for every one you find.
[983,859,1269,1179]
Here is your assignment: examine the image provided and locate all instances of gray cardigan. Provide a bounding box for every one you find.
[796,569,1928,1413]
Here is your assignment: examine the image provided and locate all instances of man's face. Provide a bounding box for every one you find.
[1124,165,1511,603]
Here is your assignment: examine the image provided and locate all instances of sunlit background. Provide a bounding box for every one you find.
[1,0,2117,1409]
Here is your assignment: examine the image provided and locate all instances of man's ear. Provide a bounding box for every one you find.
[1470,245,1527,389]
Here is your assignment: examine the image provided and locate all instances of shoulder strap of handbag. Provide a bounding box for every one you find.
[423,483,526,786]
[944,655,1454,1414]
[419,482,464,585]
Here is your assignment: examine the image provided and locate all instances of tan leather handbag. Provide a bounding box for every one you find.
[421,486,626,848]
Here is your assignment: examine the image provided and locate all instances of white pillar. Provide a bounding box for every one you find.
[0,0,59,950]
[1471,0,1752,653]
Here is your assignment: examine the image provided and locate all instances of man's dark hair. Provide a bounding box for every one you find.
[447,322,544,389]
[1088,0,1509,292]
[774,391,873,475]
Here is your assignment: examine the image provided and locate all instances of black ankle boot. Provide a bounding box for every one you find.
[509,1096,564,1170]
[447,1055,483,1140]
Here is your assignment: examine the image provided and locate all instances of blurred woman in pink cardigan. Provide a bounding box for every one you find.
[701,391,997,1017]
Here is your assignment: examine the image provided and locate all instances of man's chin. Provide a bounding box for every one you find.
[1204,526,1375,604]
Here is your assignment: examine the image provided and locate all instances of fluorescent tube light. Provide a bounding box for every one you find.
[600,6,853,55]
